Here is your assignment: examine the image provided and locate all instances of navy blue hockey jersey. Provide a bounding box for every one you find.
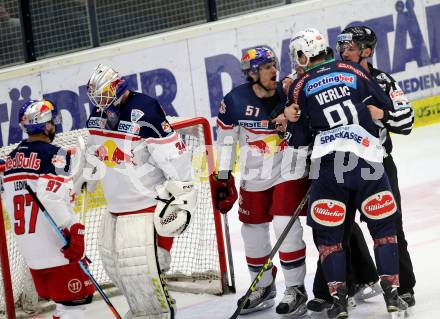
[288,60,395,163]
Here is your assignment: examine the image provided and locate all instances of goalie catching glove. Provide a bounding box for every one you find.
[213,171,238,214]
[154,180,197,237]
[61,223,85,262]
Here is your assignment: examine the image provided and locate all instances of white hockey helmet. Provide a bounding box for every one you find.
[19,99,61,134]
[87,64,127,111]
[289,28,328,67]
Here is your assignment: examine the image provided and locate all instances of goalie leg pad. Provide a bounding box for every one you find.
[109,212,174,318]
[154,180,197,237]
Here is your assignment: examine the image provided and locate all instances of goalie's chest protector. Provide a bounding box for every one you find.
[86,92,171,213]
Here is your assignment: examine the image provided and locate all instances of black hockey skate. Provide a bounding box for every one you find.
[237,267,277,315]
[353,281,383,302]
[381,280,408,319]
[306,298,331,318]
[276,285,307,318]
[399,293,415,307]
[400,293,415,317]
[326,288,348,319]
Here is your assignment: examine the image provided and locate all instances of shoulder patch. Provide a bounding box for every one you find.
[131,109,144,123]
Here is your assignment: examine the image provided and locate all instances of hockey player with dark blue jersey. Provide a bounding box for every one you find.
[337,26,416,308]
[285,28,407,318]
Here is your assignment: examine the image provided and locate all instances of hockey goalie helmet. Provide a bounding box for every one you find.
[336,26,377,55]
[87,64,128,111]
[240,47,278,73]
[19,99,61,134]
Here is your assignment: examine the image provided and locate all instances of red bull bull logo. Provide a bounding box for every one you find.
[246,135,288,156]
[96,140,135,168]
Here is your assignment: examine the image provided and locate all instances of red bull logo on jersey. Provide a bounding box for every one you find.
[95,140,135,168]
[311,199,346,226]
[305,72,357,96]
[361,191,396,220]
[246,134,288,156]
[5,152,41,170]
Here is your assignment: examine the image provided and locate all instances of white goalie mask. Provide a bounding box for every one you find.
[87,64,126,111]
[289,28,328,67]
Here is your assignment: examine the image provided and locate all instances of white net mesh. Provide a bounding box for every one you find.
[0,119,226,316]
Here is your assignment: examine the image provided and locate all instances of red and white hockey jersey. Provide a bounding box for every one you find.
[216,82,309,192]
[2,141,77,269]
[86,92,192,213]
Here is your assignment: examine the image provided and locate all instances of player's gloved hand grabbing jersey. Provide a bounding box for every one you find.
[61,223,85,262]
[214,171,238,214]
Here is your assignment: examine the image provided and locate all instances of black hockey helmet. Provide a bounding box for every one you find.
[336,26,377,53]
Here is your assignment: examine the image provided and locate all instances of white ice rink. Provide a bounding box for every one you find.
[33,123,440,319]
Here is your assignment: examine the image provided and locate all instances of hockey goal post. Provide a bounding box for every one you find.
[0,116,235,318]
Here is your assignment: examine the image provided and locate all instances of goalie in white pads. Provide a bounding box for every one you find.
[2,99,95,319]
[83,64,196,319]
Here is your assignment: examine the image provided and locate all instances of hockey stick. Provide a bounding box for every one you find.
[229,186,311,319]
[222,214,236,293]
[25,185,123,319]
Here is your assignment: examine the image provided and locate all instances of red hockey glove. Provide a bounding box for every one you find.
[213,171,238,214]
[61,223,85,263]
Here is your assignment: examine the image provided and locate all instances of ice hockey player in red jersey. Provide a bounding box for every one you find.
[2,99,95,319]
[83,64,196,319]
[216,47,310,317]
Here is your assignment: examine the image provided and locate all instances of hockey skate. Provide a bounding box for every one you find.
[306,298,331,318]
[276,285,307,318]
[380,280,408,319]
[353,281,382,302]
[237,267,277,315]
[400,293,415,317]
[326,288,348,319]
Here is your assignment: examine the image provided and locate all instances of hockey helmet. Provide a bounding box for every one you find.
[289,28,328,67]
[87,64,127,111]
[336,26,377,54]
[240,47,278,73]
[19,99,61,134]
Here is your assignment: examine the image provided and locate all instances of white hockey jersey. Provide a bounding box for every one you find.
[2,141,78,269]
[86,92,192,214]
[216,82,309,192]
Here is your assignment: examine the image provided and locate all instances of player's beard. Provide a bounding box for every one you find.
[47,129,56,142]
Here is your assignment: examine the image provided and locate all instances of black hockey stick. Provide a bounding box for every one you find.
[229,186,311,319]
[25,185,123,319]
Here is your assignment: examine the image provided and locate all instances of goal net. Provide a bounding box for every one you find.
[0,117,234,317]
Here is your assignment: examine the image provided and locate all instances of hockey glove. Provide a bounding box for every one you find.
[154,180,196,237]
[213,171,238,214]
[61,223,85,262]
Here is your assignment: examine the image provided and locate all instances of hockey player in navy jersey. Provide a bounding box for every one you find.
[216,47,310,317]
[83,64,197,319]
[337,25,416,308]
[285,28,408,318]
[2,99,95,319]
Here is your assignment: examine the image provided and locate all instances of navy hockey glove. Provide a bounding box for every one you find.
[213,171,238,214]
[61,223,85,262]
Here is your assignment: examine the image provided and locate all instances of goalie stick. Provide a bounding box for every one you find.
[229,186,311,319]
[25,185,123,319]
